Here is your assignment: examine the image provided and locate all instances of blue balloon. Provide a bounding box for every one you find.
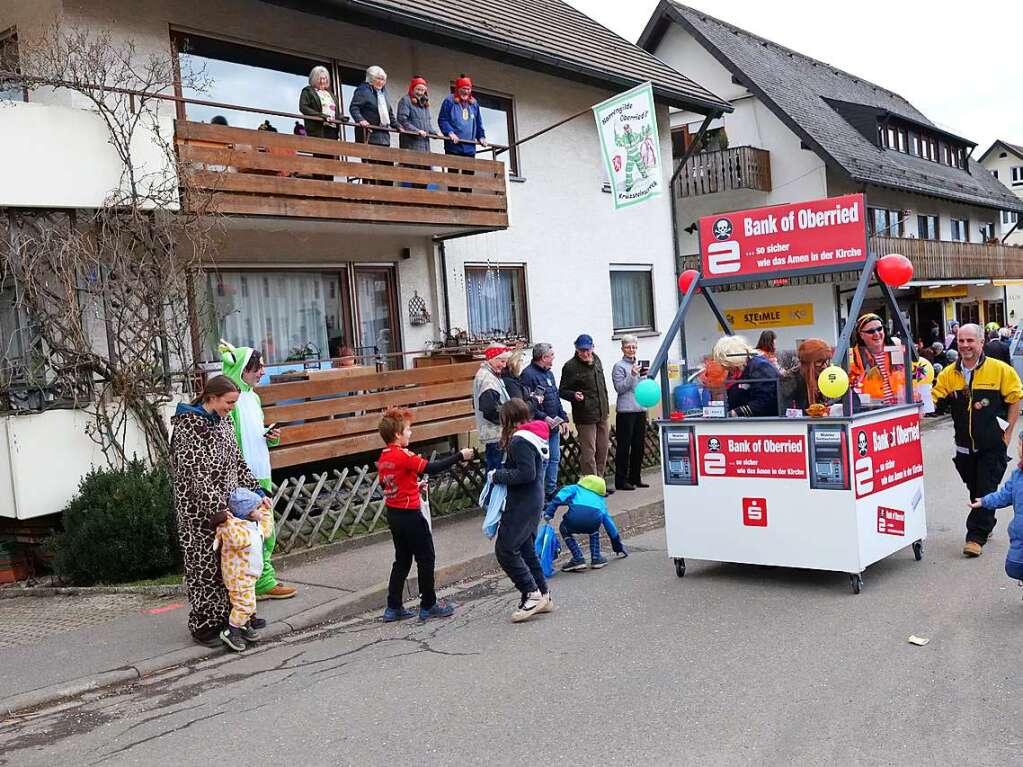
[635,378,661,408]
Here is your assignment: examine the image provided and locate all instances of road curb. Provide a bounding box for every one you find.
[1,496,664,716]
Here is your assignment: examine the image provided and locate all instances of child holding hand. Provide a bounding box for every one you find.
[216,487,273,652]
[377,407,474,622]
[969,434,1023,581]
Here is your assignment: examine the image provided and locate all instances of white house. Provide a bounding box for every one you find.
[978,140,1023,247]
[0,0,731,519]
[639,2,1023,356]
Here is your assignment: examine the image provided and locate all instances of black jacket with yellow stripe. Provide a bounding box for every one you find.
[931,354,1022,451]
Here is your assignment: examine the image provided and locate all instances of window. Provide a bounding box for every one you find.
[610,267,655,332]
[916,214,939,240]
[473,90,519,177]
[353,266,400,368]
[979,222,995,241]
[465,265,528,338]
[0,28,25,102]
[1012,167,1023,185]
[950,218,969,242]
[985,301,1006,328]
[910,132,920,157]
[993,169,999,179]
[868,207,903,237]
[958,302,980,326]
[670,126,690,160]
[1002,210,1019,226]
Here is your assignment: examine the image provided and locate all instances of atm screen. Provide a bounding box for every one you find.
[808,425,848,490]
[662,426,697,486]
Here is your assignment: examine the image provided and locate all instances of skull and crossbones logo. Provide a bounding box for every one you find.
[712,218,733,241]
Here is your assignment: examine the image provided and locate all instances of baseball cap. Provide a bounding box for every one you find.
[574,334,594,350]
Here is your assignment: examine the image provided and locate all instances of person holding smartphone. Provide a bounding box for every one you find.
[612,334,650,492]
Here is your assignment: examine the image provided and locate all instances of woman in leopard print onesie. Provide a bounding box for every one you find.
[170,375,266,646]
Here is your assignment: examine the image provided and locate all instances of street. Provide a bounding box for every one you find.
[2,419,1022,766]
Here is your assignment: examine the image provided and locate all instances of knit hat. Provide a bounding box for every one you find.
[408,76,427,97]
[484,343,512,360]
[455,75,472,90]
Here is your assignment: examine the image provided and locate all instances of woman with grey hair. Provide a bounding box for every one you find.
[349,65,399,185]
[612,334,649,492]
[299,66,340,140]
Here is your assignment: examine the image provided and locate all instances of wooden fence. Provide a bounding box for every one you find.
[676,146,772,198]
[269,422,663,552]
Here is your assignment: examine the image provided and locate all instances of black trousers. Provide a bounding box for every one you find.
[953,448,1010,543]
[615,411,647,486]
[494,503,547,597]
[386,507,436,609]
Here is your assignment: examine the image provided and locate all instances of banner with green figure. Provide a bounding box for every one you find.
[592,82,662,210]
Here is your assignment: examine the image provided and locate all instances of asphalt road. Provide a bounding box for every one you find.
[3,419,1022,766]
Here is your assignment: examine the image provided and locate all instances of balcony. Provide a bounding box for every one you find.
[175,121,509,232]
[871,236,1023,280]
[675,146,772,198]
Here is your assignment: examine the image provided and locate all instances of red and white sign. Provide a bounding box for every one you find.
[698,434,807,479]
[743,497,768,527]
[852,413,924,499]
[699,194,867,285]
[876,506,906,536]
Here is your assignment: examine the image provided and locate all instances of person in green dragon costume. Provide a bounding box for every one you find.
[220,340,297,600]
[614,122,652,192]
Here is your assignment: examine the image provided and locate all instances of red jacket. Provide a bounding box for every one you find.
[377,444,427,510]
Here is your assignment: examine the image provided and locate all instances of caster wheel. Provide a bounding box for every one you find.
[674,558,686,578]
[849,574,863,594]
[912,540,924,561]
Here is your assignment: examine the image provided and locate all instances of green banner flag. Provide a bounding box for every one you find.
[592,82,662,210]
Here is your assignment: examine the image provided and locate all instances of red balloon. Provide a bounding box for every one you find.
[876,254,913,286]
[678,269,701,295]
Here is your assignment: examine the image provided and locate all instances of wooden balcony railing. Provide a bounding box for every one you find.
[676,146,772,198]
[176,121,508,230]
[871,236,1023,280]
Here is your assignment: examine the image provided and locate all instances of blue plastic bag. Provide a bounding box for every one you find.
[480,475,507,539]
[535,522,561,578]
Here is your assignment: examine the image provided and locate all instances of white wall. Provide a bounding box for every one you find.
[979,148,1023,245]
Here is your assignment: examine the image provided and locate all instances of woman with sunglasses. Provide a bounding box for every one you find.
[849,313,901,405]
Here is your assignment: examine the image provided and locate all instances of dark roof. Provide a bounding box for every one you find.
[261,0,731,113]
[639,2,1023,213]
[979,140,1023,164]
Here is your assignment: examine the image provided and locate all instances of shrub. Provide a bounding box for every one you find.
[51,460,180,585]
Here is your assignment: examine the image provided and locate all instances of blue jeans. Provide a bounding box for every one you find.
[485,442,503,472]
[542,428,561,498]
[559,518,601,562]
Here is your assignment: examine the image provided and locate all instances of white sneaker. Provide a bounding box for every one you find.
[535,592,554,614]
[512,591,543,622]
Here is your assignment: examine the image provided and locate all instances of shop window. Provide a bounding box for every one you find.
[610,266,655,333]
[916,215,938,240]
[472,90,519,177]
[957,302,980,326]
[173,31,362,135]
[0,28,25,102]
[465,265,528,339]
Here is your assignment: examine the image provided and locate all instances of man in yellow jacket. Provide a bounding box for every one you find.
[932,323,1022,557]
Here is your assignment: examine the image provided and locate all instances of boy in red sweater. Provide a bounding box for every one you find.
[377,407,474,622]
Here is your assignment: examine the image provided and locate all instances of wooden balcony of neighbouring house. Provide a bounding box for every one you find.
[175,121,509,234]
[256,360,480,469]
[871,236,1023,280]
[675,146,772,198]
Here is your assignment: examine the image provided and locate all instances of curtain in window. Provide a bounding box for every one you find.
[610,271,653,331]
[206,271,328,363]
[355,270,394,359]
[466,268,522,337]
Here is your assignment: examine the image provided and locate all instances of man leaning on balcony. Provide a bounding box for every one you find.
[438,74,487,192]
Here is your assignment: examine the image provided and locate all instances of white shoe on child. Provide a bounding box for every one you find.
[535,592,554,614]
[512,591,544,623]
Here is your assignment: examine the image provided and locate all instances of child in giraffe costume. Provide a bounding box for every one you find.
[216,487,274,651]
[219,340,296,600]
[614,122,654,191]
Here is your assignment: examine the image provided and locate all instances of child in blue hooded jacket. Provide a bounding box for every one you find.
[544,475,627,572]
[969,438,1023,581]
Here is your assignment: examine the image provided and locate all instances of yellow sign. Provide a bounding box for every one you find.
[723,302,814,330]
[920,285,968,299]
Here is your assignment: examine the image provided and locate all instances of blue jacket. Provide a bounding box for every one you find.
[437,95,485,155]
[349,82,398,146]
[519,362,568,422]
[980,467,1023,565]
[544,482,620,540]
[727,354,780,418]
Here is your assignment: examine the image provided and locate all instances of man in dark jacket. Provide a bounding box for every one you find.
[559,334,613,492]
[520,342,570,500]
[984,329,1012,364]
[350,65,399,186]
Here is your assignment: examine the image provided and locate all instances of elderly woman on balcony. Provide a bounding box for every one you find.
[350,65,399,186]
[299,66,340,140]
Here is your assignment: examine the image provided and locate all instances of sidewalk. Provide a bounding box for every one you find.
[0,475,664,715]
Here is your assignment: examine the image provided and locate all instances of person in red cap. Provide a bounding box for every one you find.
[473,342,512,471]
[438,74,488,191]
[397,76,434,189]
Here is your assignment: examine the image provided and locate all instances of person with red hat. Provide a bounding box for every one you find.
[397,76,433,154]
[438,74,488,191]
[473,342,512,472]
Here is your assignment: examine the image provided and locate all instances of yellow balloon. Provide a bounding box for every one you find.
[818,365,850,399]
[914,358,934,386]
